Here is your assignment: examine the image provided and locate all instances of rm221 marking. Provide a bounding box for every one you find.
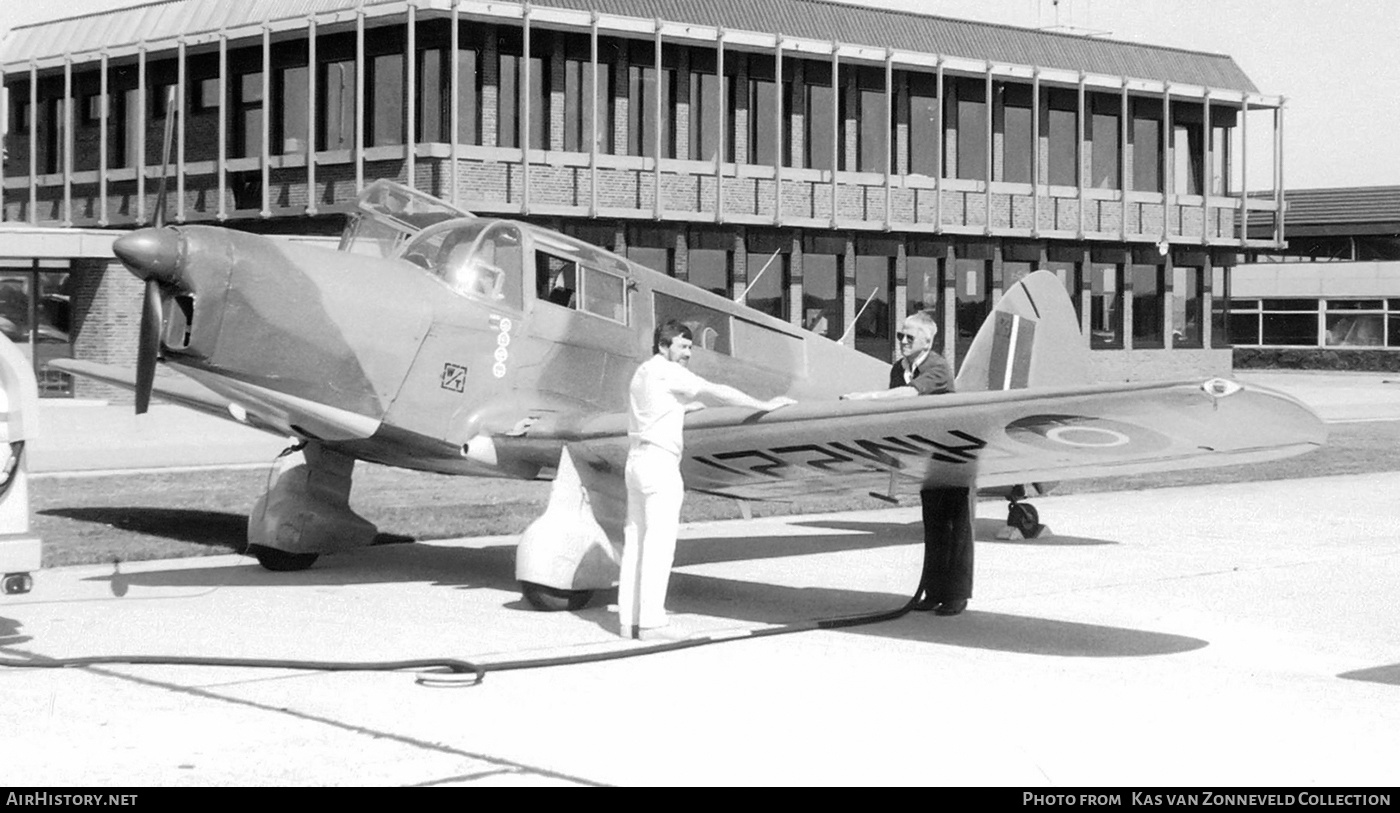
[440,363,468,392]
[691,430,986,478]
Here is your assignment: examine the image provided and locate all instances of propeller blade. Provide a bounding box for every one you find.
[135,278,162,414]
[151,85,177,227]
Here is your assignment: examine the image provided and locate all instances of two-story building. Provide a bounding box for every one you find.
[1,0,1286,399]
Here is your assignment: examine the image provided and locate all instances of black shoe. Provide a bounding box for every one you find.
[933,599,968,616]
[912,595,941,612]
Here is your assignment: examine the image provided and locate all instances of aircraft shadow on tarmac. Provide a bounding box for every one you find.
[42,506,249,550]
[43,507,418,552]
[0,616,32,647]
[65,517,1180,659]
[1338,663,1400,686]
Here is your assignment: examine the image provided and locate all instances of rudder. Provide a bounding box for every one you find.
[953,270,1088,392]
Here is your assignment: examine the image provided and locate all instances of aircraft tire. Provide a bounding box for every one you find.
[1007,502,1040,538]
[521,581,593,612]
[250,545,320,572]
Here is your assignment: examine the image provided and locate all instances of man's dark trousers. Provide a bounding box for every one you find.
[918,486,974,602]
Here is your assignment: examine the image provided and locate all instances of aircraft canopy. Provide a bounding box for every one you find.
[400,219,525,310]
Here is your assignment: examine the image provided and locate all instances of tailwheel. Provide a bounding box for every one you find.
[249,545,320,572]
[1007,502,1041,538]
[521,581,594,612]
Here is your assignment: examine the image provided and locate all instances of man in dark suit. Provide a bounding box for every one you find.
[841,310,972,616]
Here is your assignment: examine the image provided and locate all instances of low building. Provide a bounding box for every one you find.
[1233,186,1400,359]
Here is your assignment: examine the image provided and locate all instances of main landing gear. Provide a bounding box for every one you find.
[521,581,594,612]
[245,442,378,572]
[998,484,1050,540]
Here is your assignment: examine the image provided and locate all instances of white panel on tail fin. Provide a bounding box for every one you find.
[954,270,1089,392]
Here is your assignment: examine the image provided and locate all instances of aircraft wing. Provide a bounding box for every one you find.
[48,359,289,437]
[547,377,1326,502]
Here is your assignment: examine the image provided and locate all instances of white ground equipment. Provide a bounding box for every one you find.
[0,335,39,595]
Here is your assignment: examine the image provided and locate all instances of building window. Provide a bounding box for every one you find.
[1131,98,1162,193]
[1090,263,1123,349]
[689,48,724,162]
[370,53,405,147]
[498,31,545,150]
[744,240,788,321]
[1090,93,1119,190]
[804,61,834,171]
[193,77,220,112]
[1130,263,1165,349]
[954,257,991,368]
[627,226,674,276]
[82,93,105,124]
[149,82,176,119]
[1046,89,1077,187]
[418,48,445,144]
[854,253,894,359]
[802,238,841,340]
[1173,115,1204,196]
[746,54,786,167]
[906,71,939,177]
[1043,259,1083,322]
[1227,299,1320,346]
[949,78,987,181]
[0,263,75,398]
[999,82,1032,183]
[563,36,610,154]
[277,65,309,154]
[1211,266,1231,347]
[234,72,263,158]
[627,41,674,158]
[855,66,887,174]
[413,44,481,146]
[11,92,26,132]
[1172,266,1204,348]
[1325,300,1388,347]
[121,88,141,169]
[687,243,730,298]
[35,97,66,175]
[1210,121,1231,196]
[1002,260,1034,290]
[320,59,356,151]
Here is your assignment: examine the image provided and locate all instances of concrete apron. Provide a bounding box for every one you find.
[2,470,1398,786]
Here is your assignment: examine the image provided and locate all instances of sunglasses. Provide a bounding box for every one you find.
[896,331,924,342]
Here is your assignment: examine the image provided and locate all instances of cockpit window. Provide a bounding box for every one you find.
[535,250,628,324]
[399,220,524,310]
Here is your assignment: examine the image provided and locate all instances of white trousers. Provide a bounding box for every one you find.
[618,444,685,633]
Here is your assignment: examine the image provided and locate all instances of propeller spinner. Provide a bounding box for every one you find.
[113,228,186,414]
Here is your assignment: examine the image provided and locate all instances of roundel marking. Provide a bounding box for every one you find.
[492,361,507,378]
[493,346,509,363]
[1043,426,1131,448]
[498,317,512,332]
[497,331,511,347]
[1006,414,1171,455]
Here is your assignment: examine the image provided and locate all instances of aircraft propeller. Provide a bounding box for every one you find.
[126,86,179,414]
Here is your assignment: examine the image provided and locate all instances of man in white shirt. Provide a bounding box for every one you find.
[619,320,796,640]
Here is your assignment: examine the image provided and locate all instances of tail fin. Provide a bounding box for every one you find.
[954,270,1088,392]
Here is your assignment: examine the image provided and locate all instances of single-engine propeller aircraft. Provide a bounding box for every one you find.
[53,179,1326,610]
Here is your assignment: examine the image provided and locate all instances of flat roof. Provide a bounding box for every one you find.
[1,0,1261,96]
